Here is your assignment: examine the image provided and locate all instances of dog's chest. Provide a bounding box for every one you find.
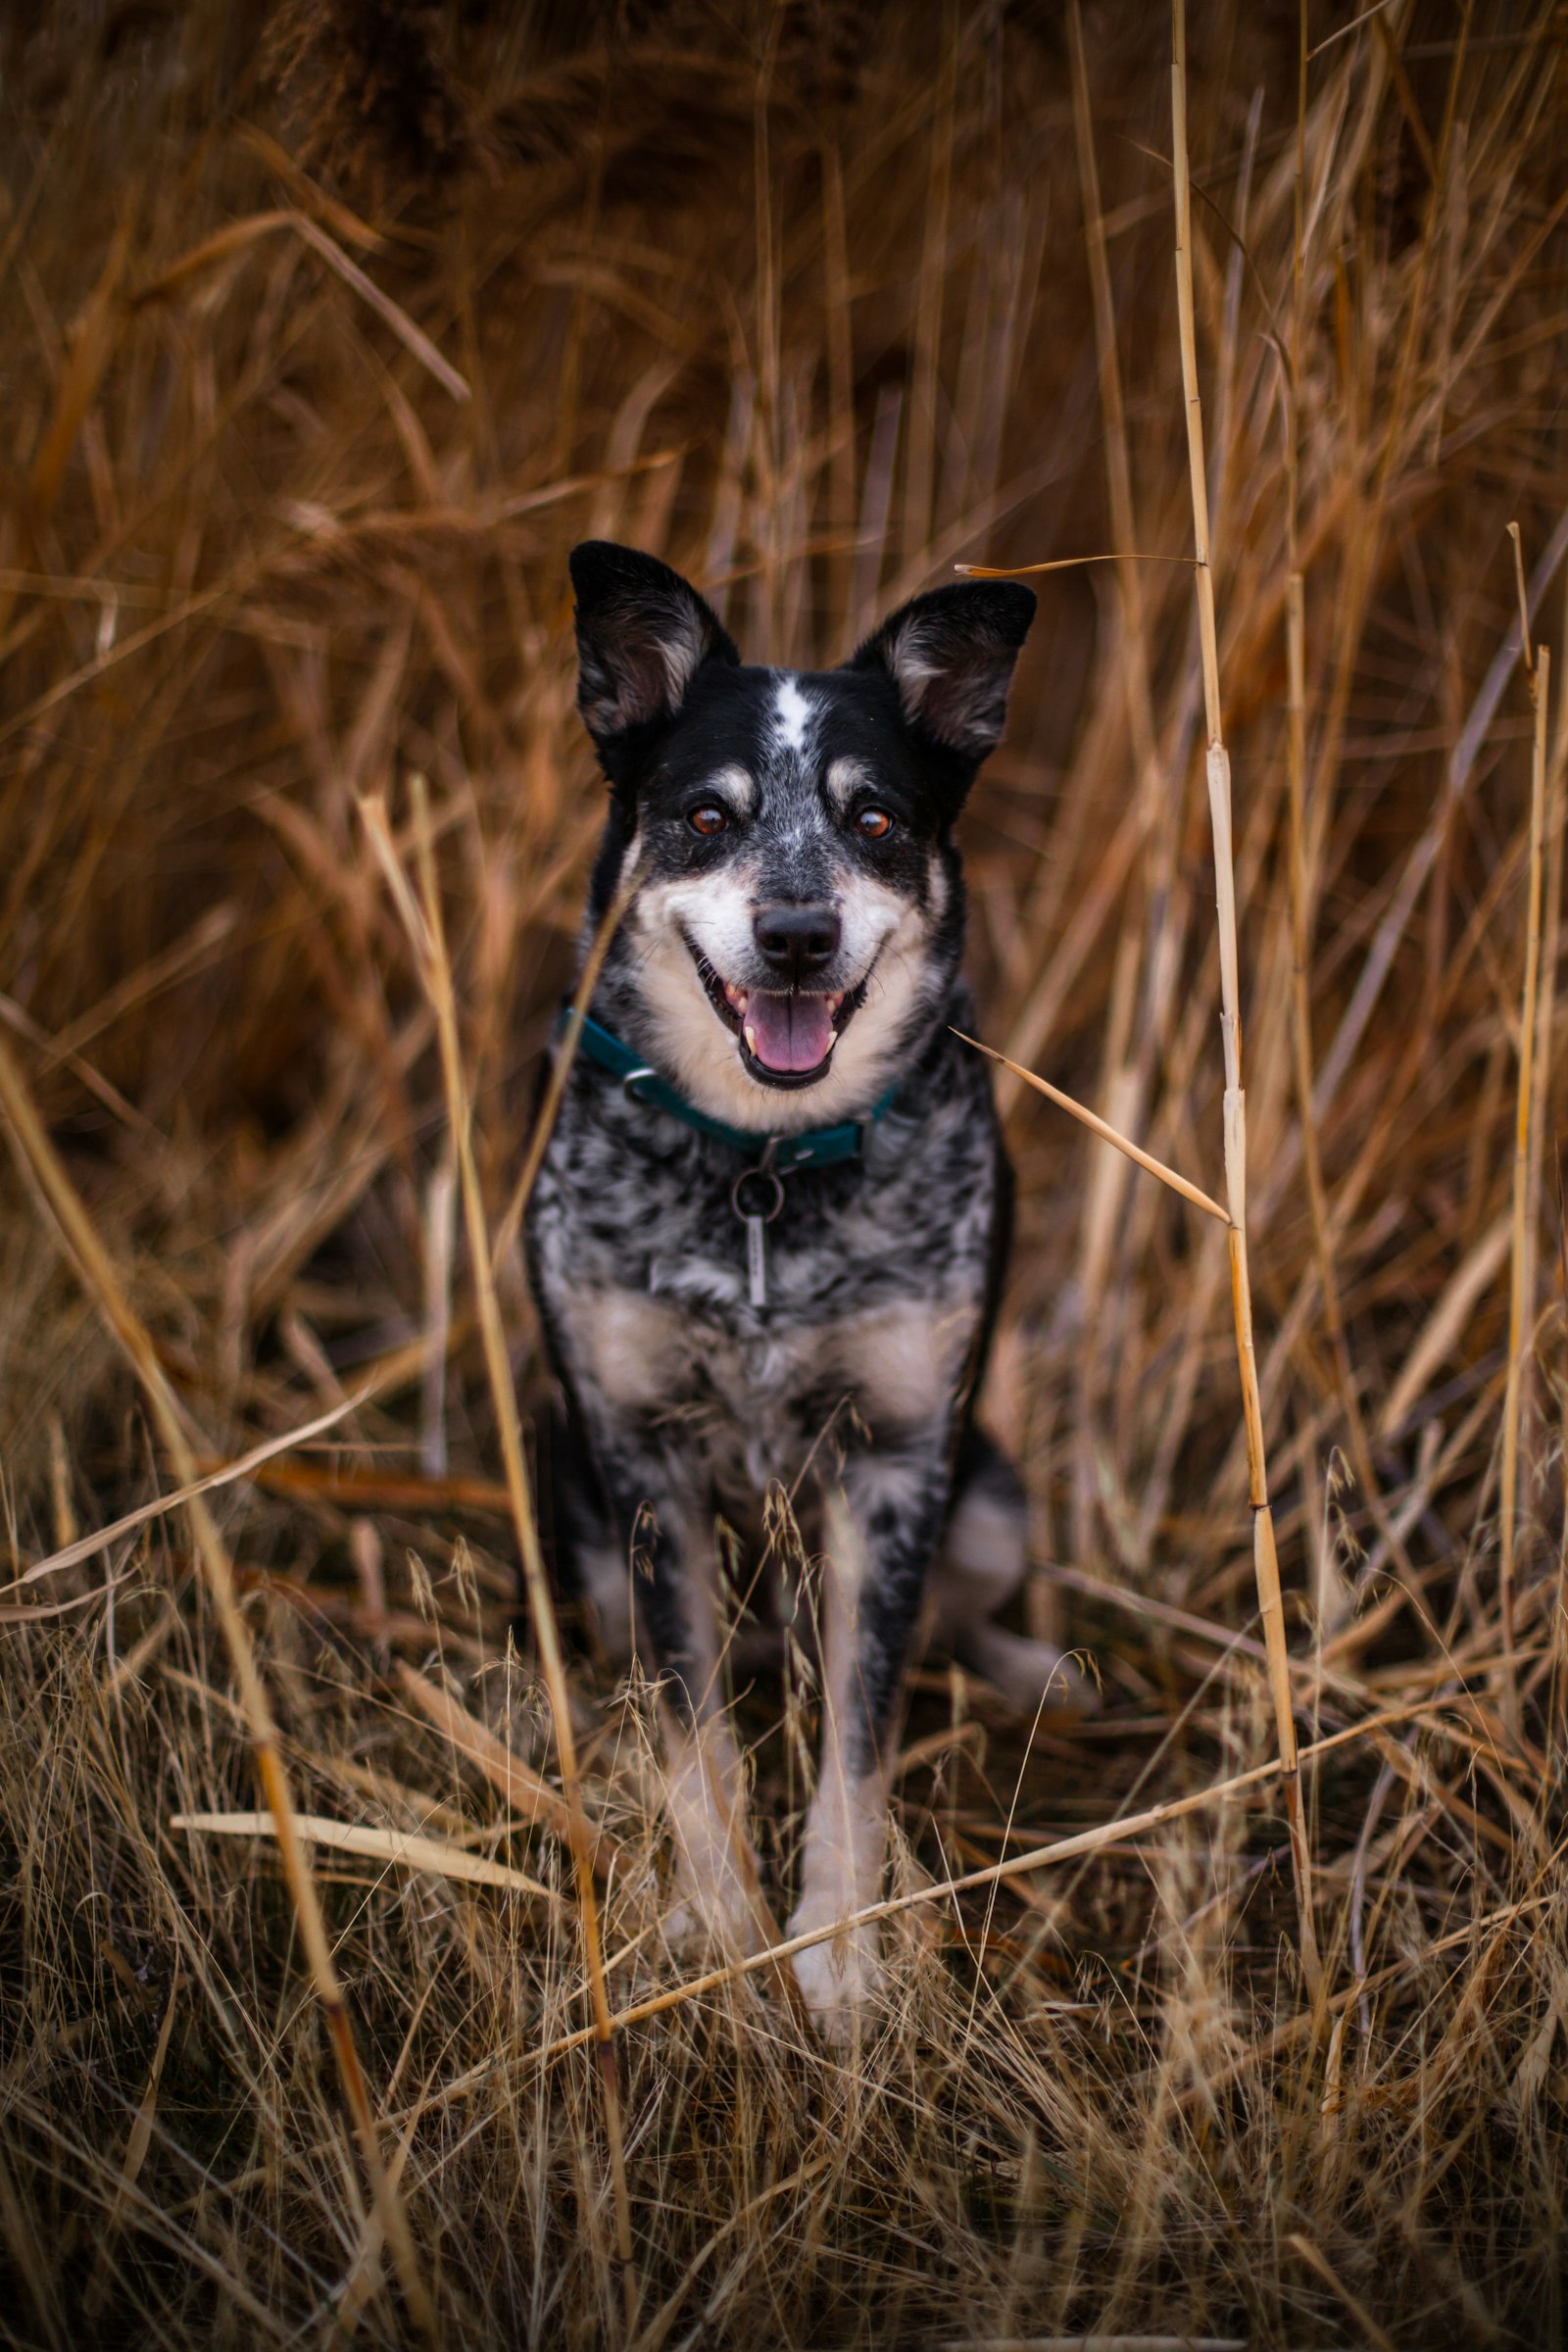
[531,1080,998,1498]
[563,1280,976,1494]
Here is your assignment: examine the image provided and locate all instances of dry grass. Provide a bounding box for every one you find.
[1,2,1566,2344]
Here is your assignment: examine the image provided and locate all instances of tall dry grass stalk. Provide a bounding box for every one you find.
[1171,0,1320,1994]
[1498,531,1551,1687]
[1,3,1566,2342]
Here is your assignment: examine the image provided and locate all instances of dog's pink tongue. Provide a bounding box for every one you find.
[745,990,834,1073]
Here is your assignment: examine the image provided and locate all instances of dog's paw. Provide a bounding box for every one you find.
[664,1873,761,1961]
[788,1910,884,2043]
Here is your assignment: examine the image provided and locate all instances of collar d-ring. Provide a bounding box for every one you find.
[731,1162,784,1224]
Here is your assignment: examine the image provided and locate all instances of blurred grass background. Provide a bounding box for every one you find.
[1,2,1566,2345]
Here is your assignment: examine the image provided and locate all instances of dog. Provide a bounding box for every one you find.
[527,541,1091,2034]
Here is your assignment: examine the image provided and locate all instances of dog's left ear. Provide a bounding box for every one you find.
[569,541,740,780]
[848,580,1036,786]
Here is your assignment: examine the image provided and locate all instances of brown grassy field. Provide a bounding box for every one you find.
[1,2,1566,2344]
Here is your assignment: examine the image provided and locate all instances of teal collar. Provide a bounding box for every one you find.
[560,1006,898,1172]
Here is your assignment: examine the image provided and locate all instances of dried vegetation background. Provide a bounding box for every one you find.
[1,0,1567,2344]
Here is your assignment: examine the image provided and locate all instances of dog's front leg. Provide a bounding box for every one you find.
[789,1458,945,2039]
[591,1431,767,1959]
[661,1704,765,1959]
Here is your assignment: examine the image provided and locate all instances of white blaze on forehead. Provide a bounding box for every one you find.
[770,673,815,755]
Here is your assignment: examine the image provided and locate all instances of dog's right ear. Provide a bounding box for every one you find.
[568,542,740,779]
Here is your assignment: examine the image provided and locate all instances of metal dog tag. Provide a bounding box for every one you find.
[731,1160,784,1312]
[745,1211,768,1308]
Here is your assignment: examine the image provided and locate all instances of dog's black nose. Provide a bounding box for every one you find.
[753,903,841,983]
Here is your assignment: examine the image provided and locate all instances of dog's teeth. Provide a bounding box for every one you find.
[827,992,844,1013]
[724,982,748,1011]
[743,1022,759,1054]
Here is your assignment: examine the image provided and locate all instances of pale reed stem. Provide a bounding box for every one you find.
[1172,0,1321,1996]
[1499,639,1550,1694]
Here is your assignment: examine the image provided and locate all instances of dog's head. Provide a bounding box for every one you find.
[569,541,1035,1132]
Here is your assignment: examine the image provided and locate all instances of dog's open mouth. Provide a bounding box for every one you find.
[688,944,867,1090]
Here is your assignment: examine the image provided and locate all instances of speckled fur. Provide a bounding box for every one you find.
[526,543,1064,2033]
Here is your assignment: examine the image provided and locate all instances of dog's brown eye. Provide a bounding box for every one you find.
[688,805,728,837]
[857,807,894,840]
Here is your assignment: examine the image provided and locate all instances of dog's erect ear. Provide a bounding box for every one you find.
[568,542,740,775]
[848,580,1036,771]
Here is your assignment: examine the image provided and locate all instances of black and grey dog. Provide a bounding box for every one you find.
[527,542,1089,2034]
